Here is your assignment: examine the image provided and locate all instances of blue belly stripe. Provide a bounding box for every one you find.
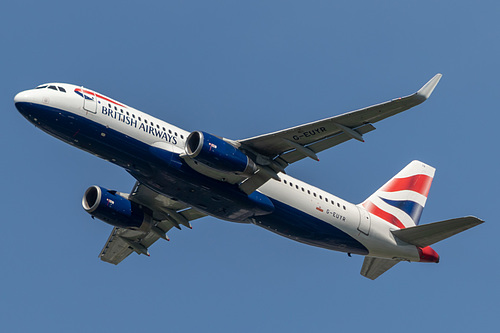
[16,102,368,255]
[255,199,368,255]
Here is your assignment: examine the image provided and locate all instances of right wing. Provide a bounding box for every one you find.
[99,182,206,265]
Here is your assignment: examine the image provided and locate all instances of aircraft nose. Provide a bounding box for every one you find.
[14,90,34,104]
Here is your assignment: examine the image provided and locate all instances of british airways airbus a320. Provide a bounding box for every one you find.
[14,74,483,279]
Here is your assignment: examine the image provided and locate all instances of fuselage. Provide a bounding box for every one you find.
[14,83,430,262]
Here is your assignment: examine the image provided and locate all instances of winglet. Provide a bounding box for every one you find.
[416,73,442,100]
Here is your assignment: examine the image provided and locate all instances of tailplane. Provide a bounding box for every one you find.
[361,257,400,280]
[359,161,484,280]
[362,160,435,228]
[391,216,484,248]
[361,216,484,280]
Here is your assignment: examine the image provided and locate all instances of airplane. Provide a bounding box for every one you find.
[14,74,483,279]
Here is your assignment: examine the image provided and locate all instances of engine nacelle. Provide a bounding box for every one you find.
[82,185,151,230]
[184,131,257,176]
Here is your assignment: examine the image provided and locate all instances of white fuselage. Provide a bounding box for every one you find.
[14,83,423,261]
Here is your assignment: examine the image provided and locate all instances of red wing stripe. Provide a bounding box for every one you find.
[380,174,433,197]
[363,201,406,229]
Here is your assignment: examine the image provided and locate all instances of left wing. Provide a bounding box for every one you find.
[236,74,441,193]
[99,182,206,264]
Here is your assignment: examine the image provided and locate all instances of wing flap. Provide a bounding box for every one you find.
[279,123,376,164]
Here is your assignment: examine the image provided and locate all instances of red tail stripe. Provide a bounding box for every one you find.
[363,201,406,229]
[380,174,433,197]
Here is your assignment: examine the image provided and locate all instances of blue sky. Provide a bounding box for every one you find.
[1,1,497,332]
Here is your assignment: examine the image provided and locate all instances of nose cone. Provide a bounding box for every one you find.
[14,89,41,118]
[418,246,440,263]
[14,90,34,104]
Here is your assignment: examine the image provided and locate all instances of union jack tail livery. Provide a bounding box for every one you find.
[362,160,435,229]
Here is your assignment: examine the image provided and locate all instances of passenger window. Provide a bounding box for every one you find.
[313,193,317,197]
[295,185,299,189]
[343,205,346,210]
[181,135,184,139]
[301,187,304,192]
[169,129,172,134]
[283,180,287,184]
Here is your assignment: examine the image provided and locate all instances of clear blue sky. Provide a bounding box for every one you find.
[1,1,497,332]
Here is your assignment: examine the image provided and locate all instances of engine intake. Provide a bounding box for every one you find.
[82,185,151,230]
[185,131,257,175]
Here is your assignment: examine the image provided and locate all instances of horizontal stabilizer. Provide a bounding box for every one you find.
[392,216,484,248]
[360,257,399,280]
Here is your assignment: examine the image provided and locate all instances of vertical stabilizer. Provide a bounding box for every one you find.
[361,160,435,228]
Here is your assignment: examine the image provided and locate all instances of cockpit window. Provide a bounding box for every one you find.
[35,85,66,93]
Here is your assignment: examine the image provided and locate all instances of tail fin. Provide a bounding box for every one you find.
[362,160,435,228]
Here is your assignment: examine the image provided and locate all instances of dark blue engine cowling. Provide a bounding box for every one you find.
[82,185,148,229]
[185,131,256,175]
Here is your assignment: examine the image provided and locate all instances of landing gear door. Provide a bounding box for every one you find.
[82,87,97,113]
[357,206,371,235]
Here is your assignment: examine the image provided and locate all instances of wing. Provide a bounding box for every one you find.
[99,182,206,264]
[237,74,441,193]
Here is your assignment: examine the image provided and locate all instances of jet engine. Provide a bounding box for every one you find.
[182,131,257,182]
[82,185,151,230]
